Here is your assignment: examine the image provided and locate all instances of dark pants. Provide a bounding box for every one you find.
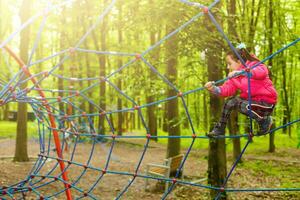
[219,97,274,125]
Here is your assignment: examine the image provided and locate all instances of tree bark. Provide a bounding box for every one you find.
[166,9,180,158]
[206,6,227,199]
[147,1,158,140]
[247,0,262,50]
[58,9,66,115]
[227,0,239,41]
[228,111,241,160]
[14,0,31,162]
[267,0,275,152]
[117,0,123,136]
[281,55,290,136]
[83,39,94,115]
[227,0,241,161]
[207,50,227,199]
[98,0,108,135]
[162,104,168,132]
[3,105,9,121]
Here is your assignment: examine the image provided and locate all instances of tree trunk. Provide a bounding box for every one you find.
[83,2,94,130]
[206,6,227,199]
[86,47,95,131]
[147,4,158,140]
[228,111,241,161]
[98,0,108,135]
[84,39,94,116]
[227,0,239,41]
[117,0,123,136]
[137,99,141,130]
[267,0,275,152]
[207,50,227,199]
[203,91,208,132]
[14,0,31,162]
[162,104,168,132]
[227,0,241,161]
[58,11,66,115]
[247,0,262,50]
[3,105,9,121]
[166,13,180,158]
[281,54,290,136]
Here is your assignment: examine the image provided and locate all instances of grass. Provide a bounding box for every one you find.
[0,121,38,139]
[154,128,299,151]
[0,120,299,153]
[240,160,300,188]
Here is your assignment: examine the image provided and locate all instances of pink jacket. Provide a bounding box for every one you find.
[219,61,278,104]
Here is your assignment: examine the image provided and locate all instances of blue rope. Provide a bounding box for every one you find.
[28,9,48,66]
[1,0,299,199]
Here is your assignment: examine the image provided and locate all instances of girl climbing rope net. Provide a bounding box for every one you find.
[205,44,277,137]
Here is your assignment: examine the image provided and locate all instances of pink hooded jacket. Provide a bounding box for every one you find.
[219,61,278,104]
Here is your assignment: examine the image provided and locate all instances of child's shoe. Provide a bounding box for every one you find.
[257,116,272,135]
[207,123,226,137]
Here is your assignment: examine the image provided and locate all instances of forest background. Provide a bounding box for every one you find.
[0,0,299,199]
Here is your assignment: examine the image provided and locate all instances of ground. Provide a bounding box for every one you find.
[0,137,299,200]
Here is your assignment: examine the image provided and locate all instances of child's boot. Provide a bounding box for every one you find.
[257,116,273,136]
[207,122,226,137]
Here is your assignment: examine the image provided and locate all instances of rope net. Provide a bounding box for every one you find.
[0,0,299,199]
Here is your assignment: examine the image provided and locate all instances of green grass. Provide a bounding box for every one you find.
[0,121,38,139]
[153,128,299,152]
[126,127,299,151]
[241,160,300,188]
[0,121,298,152]
[224,133,299,155]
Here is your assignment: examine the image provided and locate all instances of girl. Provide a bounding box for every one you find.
[205,45,277,137]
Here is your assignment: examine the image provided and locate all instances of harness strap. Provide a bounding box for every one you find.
[246,103,274,119]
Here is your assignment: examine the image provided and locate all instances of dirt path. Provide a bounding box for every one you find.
[0,138,299,200]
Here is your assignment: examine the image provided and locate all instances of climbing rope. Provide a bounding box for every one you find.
[0,0,299,199]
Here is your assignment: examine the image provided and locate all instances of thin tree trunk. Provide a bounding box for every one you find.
[267,0,275,152]
[14,0,31,162]
[228,111,241,160]
[281,54,290,136]
[147,3,158,140]
[84,40,94,113]
[206,5,227,199]
[207,52,227,199]
[82,2,95,130]
[275,13,290,136]
[247,0,262,50]
[166,14,180,159]
[227,0,239,41]
[162,104,168,132]
[4,105,9,121]
[58,10,66,115]
[137,99,141,130]
[227,0,241,161]
[117,0,123,135]
[98,0,108,135]
[203,91,208,132]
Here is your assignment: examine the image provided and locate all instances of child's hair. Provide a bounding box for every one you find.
[226,48,260,63]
